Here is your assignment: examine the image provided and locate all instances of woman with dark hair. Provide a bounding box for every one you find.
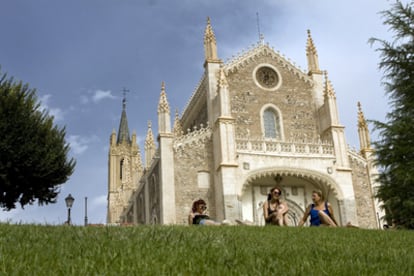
[298,190,338,227]
[188,199,221,225]
[263,187,289,226]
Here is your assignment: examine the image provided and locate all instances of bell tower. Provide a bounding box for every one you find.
[107,91,143,224]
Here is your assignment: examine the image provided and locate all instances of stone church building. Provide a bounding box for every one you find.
[107,19,382,228]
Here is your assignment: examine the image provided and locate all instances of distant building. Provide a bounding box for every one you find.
[107,19,383,228]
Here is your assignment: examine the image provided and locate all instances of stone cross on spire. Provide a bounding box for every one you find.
[122,87,129,109]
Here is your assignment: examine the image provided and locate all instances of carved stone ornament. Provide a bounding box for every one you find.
[255,66,279,89]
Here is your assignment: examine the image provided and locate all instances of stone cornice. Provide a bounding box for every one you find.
[325,125,345,131]
[203,59,223,68]
[214,116,235,127]
[157,133,174,140]
[216,163,238,171]
[173,123,212,149]
[335,167,353,172]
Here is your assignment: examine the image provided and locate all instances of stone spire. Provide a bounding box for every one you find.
[173,109,183,137]
[306,29,321,74]
[357,102,371,154]
[307,30,324,108]
[323,71,339,125]
[157,84,176,224]
[321,71,348,168]
[116,96,131,144]
[157,81,171,134]
[204,17,219,63]
[323,71,336,99]
[158,81,170,113]
[145,121,156,169]
[110,129,116,146]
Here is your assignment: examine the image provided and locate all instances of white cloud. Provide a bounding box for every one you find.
[49,107,64,122]
[80,89,116,105]
[38,94,64,121]
[91,89,116,103]
[67,135,99,155]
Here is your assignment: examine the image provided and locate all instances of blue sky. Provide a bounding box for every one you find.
[0,0,398,225]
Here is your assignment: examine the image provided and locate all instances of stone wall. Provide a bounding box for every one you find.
[227,55,318,142]
[173,131,215,225]
[349,154,378,228]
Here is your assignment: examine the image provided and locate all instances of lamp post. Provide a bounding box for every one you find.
[65,194,75,225]
[84,196,88,226]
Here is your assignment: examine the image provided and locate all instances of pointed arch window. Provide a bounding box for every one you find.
[263,108,281,139]
[120,159,124,180]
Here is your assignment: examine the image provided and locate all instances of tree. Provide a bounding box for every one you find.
[0,70,75,210]
[369,0,414,229]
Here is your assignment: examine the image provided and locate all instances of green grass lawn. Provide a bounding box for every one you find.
[0,224,412,275]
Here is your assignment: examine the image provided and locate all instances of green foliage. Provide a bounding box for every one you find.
[0,224,413,275]
[369,1,414,229]
[0,70,75,210]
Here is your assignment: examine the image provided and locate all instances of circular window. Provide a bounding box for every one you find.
[253,65,281,91]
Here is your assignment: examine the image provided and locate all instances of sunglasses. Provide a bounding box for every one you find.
[199,205,207,210]
[273,191,280,195]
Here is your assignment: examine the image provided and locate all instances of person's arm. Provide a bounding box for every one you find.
[327,202,338,226]
[298,205,311,227]
[263,201,272,222]
[188,211,195,225]
[278,201,289,214]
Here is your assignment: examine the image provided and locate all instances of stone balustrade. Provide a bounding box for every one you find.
[236,137,334,156]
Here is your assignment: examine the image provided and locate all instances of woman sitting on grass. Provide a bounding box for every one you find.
[188,199,222,225]
[298,190,338,227]
[263,187,289,226]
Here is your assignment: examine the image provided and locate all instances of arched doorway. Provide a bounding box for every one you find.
[240,168,343,226]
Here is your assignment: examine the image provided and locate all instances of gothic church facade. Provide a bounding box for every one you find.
[107,19,382,228]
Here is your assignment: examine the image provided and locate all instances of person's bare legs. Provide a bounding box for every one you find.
[283,214,289,226]
[272,213,285,226]
[318,211,337,227]
[203,219,221,225]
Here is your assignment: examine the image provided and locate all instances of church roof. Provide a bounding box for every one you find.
[117,98,131,144]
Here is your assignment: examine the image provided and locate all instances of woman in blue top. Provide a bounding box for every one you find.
[298,190,338,227]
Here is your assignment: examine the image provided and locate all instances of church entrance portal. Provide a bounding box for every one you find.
[241,171,341,226]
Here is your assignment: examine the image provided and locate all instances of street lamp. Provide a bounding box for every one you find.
[65,194,75,225]
[84,196,88,226]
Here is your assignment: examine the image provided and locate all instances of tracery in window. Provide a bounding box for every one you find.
[263,108,281,139]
